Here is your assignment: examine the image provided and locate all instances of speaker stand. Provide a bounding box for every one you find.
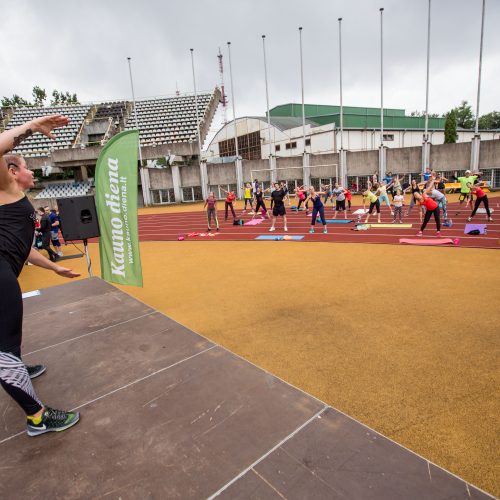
[83,239,93,277]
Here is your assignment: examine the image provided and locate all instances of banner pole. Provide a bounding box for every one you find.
[83,239,93,277]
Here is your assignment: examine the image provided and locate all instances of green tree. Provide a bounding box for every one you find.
[478,111,500,130]
[32,86,47,106]
[51,90,79,105]
[51,90,61,105]
[1,94,31,107]
[452,100,475,129]
[444,111,458,143]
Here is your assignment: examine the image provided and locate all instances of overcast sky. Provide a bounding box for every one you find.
[1,0,498,133]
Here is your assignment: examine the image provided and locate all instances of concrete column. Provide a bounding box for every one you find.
[268,155,277,183]
[378,146,386,181]
[235,158,244,198]
[302,152,310,187]
[199,160,208,199]
[80,165,89,181]
[171,164,182,203]
[421,139,430,173]
[139,168,151,206]
[470,134,481,171]
[339,148,347,186]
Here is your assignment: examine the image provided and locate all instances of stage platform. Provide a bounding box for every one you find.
[0,278,493,499]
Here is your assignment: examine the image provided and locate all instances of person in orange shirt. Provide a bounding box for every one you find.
[414,192,441,236]
[220,187,236,221]
[467,182,493,222]
[344,187,352,212]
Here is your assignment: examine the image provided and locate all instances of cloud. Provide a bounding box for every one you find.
[0,0,498,121]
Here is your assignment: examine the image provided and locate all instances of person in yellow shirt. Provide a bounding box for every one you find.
[242,182,254,214]
[363,183,381,224]
[456,170,480,210]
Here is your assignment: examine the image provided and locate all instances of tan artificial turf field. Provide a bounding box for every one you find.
[19,195,500,496]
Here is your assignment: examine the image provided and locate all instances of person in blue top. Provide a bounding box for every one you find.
[48,208,63,257]
[383,172,393,199]
[305,186,327,234]
[422,168,432,182]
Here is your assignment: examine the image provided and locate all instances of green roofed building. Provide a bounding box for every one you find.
[268,103,446,131]
[207,102,498,161]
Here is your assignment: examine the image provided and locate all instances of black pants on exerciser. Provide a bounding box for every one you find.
[41,235,57,261]
[471,196,490,218]
[420,207,441,232]
[0,257,43,415]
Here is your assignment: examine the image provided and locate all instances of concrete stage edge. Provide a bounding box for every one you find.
[0,278,493,499]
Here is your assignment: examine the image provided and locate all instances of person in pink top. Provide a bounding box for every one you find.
[203,192,219,231]
[467,182,493,222]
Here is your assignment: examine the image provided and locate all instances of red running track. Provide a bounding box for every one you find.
[137,201,499,250]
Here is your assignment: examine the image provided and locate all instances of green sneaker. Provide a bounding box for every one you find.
[27,407,80,436]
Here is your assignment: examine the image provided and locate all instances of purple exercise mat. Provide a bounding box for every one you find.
[464,223,487,235]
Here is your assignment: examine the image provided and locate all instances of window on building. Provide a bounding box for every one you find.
[218,131,262,160]
[305,138,311,146]
[275,145,281,152]
[285,141,297,150]
[383,134,394,141]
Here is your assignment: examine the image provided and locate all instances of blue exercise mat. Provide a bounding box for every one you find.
[255,235,304,241]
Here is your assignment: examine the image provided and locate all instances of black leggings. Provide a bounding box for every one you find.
[255,199,267,215]
[471,196,490,218]
[297,198,305,210]
[311,206,326,226]
[225,202,236,220]
[244,198,253,209]
[41,236,57,261]
[421,208,441,232]
[368,200,380,214]
[0,258,43,415]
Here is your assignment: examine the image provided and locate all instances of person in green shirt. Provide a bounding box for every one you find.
[456,170,481,210]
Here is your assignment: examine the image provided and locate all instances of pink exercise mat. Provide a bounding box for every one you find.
[244,218,265,226]
[400,238,459,246]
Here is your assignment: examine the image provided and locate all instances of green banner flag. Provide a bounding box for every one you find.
[95,130,143,287]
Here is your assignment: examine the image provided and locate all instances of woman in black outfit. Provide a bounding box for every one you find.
[0,116,81,436]
[405,179,423,222]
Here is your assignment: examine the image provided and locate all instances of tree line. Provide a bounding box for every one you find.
[1,86,79,107]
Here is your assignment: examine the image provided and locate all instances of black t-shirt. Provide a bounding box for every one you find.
[0,195,36,276]
[271,189,285,208]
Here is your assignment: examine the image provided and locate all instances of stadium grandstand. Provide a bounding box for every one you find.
[0,89,221,206]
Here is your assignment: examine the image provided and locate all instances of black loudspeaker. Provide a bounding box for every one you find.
[57,196,100,241]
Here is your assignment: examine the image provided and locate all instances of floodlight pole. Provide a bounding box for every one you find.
[299,27,310,187]
[227,41,243,198]
[262,35,276,183]
[378,8,386,182]
[422,0,431,174]
[190,48,208,199]
[471,0,486,171]
[338,17,347,187]
[127,57,151,206]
